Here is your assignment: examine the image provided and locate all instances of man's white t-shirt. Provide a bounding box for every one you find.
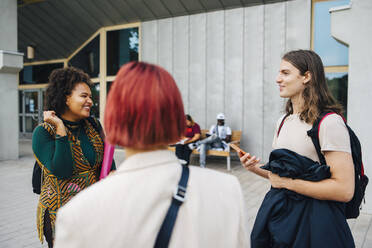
[209,125,232,140]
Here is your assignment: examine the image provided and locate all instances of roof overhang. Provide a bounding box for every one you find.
[18,0,289,62]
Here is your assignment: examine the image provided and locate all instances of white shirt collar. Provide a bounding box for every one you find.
[117,149,180,172]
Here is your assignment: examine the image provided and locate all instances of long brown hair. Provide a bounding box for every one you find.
[282,50,343,124]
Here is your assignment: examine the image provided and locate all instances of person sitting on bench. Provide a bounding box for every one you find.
[189,113,231,168]
[175,114,201,165]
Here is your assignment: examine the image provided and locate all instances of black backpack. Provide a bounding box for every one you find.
[307,112,369,219]
[32,160,42,194]
[32,117,104,194]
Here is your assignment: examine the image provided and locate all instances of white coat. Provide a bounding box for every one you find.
[54,150,248,248]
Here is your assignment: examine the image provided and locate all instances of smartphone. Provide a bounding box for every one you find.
[230,143,249,157]
[230,143,258,162]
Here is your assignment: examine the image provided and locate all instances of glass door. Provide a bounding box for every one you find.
[19,89,45,139]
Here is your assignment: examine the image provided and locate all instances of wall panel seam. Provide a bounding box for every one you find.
[205,13,208,126]
[262,4,266,159]
[171,18,174,74]
[156,20,159,64]
[242,8,245,132]
[187,15,190,114]
[285,2,288,52]
[223,10,226,115]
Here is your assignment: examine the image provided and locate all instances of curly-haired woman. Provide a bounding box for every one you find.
[32,67,115,247]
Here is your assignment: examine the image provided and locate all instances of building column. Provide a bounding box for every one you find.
[330,0,372,214]
[0,0,23,160]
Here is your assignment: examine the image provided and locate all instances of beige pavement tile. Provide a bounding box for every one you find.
[362,218,372,248]
[351,213,372,248]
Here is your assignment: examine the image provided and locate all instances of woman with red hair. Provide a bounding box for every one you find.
[54,62,248,248]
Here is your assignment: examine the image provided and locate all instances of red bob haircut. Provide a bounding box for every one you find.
[104,61,186,149]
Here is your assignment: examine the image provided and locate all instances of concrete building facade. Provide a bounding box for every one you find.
[141,0,310,163]
[0,0,23,160]
[330,0,372,213]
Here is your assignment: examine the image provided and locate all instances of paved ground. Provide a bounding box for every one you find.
[0,140,371,247]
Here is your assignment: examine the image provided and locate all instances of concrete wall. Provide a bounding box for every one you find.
[0,0,17,51]
[331,0,372,214]
[0,0,23,160]
[141,0,310,160]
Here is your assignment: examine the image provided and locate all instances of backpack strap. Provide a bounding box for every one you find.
[277,113,290,137]
[154,165,189,248]
[307,112,337,165]
[344,124,364,176]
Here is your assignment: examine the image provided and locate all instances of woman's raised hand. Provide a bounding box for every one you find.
[43,111,67,136]
[44,111,63,126]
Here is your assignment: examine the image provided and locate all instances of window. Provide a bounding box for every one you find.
[107,81,114,94]
[107,27,139,76]
[326,72,348,112]
[18,23,140,124]
[313,0,349,66]
[69,36,100,78]
[19,63,63,85]
[91,83,100,118]
[312,0,350,116]
[19,89,45,138]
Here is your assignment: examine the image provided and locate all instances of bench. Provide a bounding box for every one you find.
[168,129,242,171]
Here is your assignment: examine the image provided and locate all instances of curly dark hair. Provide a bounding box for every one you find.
[45,67,92,116]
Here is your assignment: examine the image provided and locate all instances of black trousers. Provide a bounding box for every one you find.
[175,144,193,165]
[44,209,54,248]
